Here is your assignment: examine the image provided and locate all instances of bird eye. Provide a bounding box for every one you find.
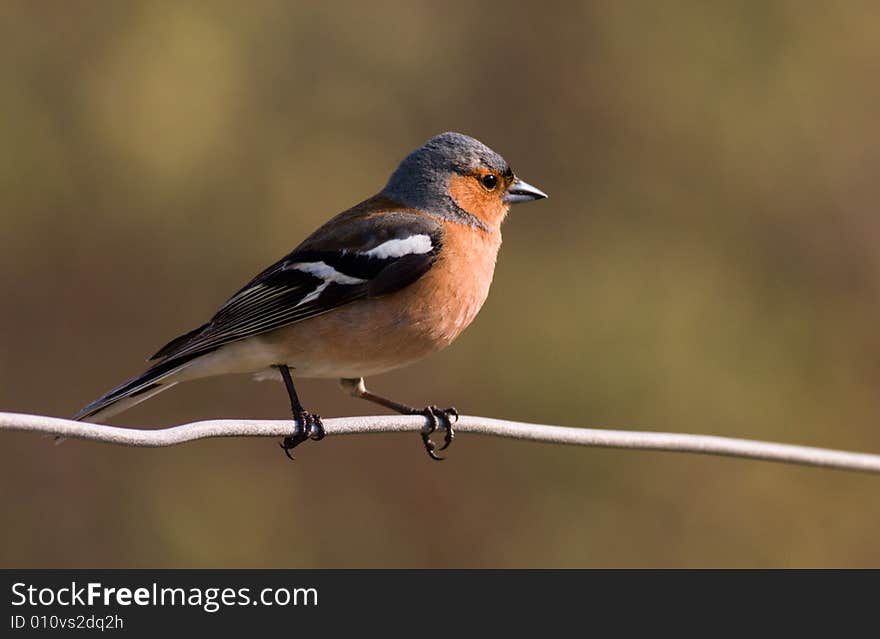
[480,174,498,191]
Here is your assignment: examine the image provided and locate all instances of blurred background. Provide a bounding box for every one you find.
[3,1,880,568]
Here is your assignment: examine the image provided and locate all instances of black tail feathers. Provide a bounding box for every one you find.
[73,353,198,421]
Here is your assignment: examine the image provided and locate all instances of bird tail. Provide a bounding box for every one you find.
[73,354,198,423]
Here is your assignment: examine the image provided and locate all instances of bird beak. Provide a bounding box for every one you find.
[504,178,548,204]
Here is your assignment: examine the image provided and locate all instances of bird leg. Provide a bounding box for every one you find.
[339,377,457,461]
[276,365,324,460]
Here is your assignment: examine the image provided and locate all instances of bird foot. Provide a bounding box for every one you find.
[416,405,458,461]
[280,411,325,461]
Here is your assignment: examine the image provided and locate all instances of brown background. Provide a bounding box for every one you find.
[3,1,880,567]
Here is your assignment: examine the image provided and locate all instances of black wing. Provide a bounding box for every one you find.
[149,210,443,363]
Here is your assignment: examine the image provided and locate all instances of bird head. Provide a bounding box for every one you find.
[383,131,547,229]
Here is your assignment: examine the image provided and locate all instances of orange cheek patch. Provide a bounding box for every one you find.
[447,174,509,228]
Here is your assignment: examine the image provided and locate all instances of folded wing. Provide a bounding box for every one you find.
[150,209,444,363]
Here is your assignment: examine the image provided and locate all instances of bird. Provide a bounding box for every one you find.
[74,131,548,460]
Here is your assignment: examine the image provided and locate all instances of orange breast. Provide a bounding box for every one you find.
[400,220,502,349]
[241,221,504,378]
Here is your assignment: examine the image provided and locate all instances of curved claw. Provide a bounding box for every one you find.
[417,405,458,460]
[309,415,326,441]
[422,431,444,461]
[279,440,297,461]
[437,407,457,451]
[419,406,442,460]
[280,411,322,461]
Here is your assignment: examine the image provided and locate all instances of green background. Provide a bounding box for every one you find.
[3,1,880,567]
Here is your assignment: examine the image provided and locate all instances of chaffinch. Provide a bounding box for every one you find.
[75,132,548,460]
